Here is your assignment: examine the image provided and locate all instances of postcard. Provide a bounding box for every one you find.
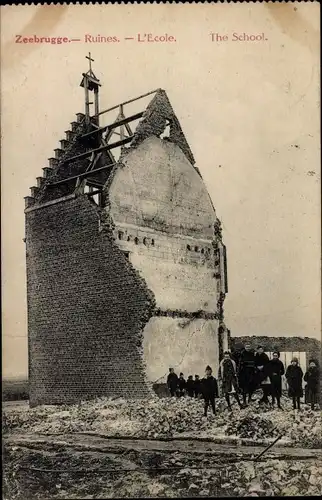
[2,2,321,499]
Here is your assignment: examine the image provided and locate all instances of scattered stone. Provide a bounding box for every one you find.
[309,474,318,486]
[199,488,210,496]
[188,483,199,491]
[281,485,299,496]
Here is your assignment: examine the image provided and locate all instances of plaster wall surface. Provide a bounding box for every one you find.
[142,316,220,383]
[109,136,219,313]
[109,136,216,238]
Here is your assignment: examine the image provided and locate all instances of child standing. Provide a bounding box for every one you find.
[177,373,186,397]
[286,357,303,410]
[186,375,195,397]
[193,375,202,398]
[201,365,219,416]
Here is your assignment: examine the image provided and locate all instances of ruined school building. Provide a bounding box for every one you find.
[24,60,229,406]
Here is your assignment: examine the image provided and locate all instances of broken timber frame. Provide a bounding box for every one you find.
[59,136,133,166]
[81,111,144,140]
[95,88,161,118]
[47,88,161,191]
[48,163,117,187]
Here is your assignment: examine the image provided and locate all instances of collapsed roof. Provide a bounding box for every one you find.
[29,89,201,207]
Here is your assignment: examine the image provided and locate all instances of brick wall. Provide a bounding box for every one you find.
[25,195,155,406]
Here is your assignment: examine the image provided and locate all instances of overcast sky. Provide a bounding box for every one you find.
[1,2,320,379]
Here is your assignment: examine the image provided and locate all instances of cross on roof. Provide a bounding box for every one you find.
[86,52,94,72]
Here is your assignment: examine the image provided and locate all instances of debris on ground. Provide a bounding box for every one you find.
[3,443,322,499]
[3,394,321,449]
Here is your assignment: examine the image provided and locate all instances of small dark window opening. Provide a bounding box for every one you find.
[201,248,205,254]
[134,237,139,245]
[127,236,131,242]
[123,251,130,259]
[194,246,199,252]
[151,239,155,246]
[118,231,124,240]
[187,245,191,251]
[143,237,148,246]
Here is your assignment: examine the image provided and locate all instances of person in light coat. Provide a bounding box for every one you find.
[218,351,243,411]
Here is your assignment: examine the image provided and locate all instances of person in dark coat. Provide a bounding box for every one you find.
[201,365,219,416]
[186,375,194,397]
[231,343,243,374]
[194,375,202,398]
[255,346,271,404]
[238,343,257,405]
[266,351,285,409]
[177,373,186,397]
[167,368,179,397]
[286,357,303,410]
[218,351,243,410]
[304,360,320,410]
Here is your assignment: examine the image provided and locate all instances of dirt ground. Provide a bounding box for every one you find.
[3,395,322,499]
[3,434,322,499]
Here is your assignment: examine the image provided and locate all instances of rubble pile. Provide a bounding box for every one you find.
[3,396,321,448]
[226,415,280,440]
[120,397,219,438]
[287,409,322,448]
[160,457,322,497]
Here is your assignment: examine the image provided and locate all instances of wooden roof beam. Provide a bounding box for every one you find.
[95,88,161,118]
[48,163,117,187]
[61,136,133,165]
[81,111,144,140]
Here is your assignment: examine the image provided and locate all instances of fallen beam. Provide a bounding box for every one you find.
[254,433,284,462]
[61,136,133,165]
[48,163,117,187]
[81,112,144,139]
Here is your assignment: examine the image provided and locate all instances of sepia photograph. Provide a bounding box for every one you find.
[1,2,321,499]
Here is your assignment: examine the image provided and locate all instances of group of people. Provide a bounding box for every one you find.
[167,344,320,416]
[167,365,219,416]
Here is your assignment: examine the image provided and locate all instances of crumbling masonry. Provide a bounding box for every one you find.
[24,62,229,406]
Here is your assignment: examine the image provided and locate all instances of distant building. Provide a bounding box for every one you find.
[24,56,228,406]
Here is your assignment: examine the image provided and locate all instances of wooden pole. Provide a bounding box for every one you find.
[94,88,100,126]
[253,434,284,461]
[84,77,90,123]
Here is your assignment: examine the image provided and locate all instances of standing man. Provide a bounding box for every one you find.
[218,351,243,411]
[238,343,257,406]
[266,351,285,409]
[201,365,219,416]
[255,346,270,404]
[167,368,179,397]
